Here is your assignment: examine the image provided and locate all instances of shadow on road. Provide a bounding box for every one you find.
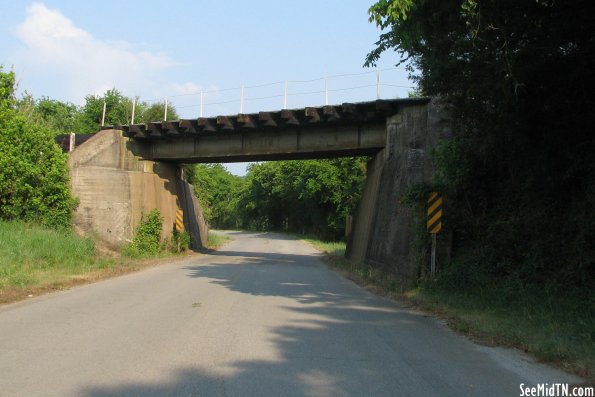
[80,234,529,397]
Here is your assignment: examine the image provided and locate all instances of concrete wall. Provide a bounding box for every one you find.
[345,149,385,264]
[177,177,208,250]
[69,129,207,250]
[347,99,450,285]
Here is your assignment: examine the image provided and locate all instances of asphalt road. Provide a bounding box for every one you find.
[0,231,582,397]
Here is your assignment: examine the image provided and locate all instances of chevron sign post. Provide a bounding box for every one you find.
[427,192,443,275]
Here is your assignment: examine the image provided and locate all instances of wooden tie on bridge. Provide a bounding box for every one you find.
[119,99,428,139]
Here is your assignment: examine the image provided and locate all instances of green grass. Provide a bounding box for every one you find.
[302,237,346,257]
[207,231,231,249]
[0,221,232,304]
[303,237,406,291]
[303,235,594,380]
[407,287,595,380]
[0,220,109,289]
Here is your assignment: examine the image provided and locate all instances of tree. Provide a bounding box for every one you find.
[0,66,77,228]
[136,102,179,124]
[17,95,83,135]
[77,89,134,133]
[185,164,243,228]
[366,1,595,296]
[77,90,180,133]
[236,158,367,240]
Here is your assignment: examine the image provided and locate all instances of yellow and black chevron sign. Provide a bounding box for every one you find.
[427,192,443,234]
[175,209,184,232]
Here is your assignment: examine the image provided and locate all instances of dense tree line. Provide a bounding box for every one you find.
[367,0,594,303]
[17,88,178,135]
[186,158,367,241]
[184,164,244,229]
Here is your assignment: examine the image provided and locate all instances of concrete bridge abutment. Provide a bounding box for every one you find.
[68,129,207,251]
[64,98,450,286]
[346,99,451,286]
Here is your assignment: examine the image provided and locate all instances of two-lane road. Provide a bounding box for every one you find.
[0,232,581,396]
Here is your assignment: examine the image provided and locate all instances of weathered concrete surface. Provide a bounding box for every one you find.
[345,149,385,264]
[177,177,208,250]
[0,232,581,397]
[348,99,451,284]
[69,130,207,250]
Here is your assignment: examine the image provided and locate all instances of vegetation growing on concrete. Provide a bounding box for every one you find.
[124,209,190,257]
[167,229,191,253]
[124,209,164,257]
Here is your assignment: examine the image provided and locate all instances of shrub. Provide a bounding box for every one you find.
[125,209,163,257]
[0,66,77,228]
[162,229,191,253]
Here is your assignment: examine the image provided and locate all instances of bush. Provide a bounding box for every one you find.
[125,209,163,257]
[175,230,191,252]
[125,209,191,256]
[162,229,191,253]
[0,67,77,228]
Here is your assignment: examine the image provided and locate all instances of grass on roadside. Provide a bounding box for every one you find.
[0,220,197,305]
[207,231,232,249]
[0,221,109,287]
[0,221,117,302]
[405,287,594,380]
[302,237,346,257]
[303,236,593,381]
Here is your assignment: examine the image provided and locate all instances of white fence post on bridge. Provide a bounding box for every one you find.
[112,67,411,122]
[101,99,106,127]
[69,132,75,152]
[164,96,168,121]
[200,90,204,117]
[324,75,328,106]
[131,98,136,125]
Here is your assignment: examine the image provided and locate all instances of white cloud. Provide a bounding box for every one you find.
[171,82,204,96]
[14,2,176,103]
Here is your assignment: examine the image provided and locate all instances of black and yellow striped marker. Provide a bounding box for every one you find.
[175,209,184,232]
[427,192,442,234]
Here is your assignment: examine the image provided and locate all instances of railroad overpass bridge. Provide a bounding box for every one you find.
[67,98,450,283]
[121,99,406,163]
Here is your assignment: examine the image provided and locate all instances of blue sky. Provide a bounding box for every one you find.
[0,1,412,174]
